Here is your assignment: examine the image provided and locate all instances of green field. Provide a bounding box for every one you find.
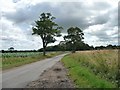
[1,51,64,70]
[61,50,118,88]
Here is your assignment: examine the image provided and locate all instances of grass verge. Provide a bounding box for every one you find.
[2,52,64,70]
[61,50,118,88]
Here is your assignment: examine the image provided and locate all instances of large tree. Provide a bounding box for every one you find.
[32,13,62,56]
[64,27,84,53]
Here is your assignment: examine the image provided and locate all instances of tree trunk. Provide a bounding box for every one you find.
[72,50,76,53]
[72,43,76,53]
[43,47,46,56]
[43,41,46,56]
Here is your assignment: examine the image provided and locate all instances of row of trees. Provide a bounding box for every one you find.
[32,12,120,55]
[1,44,119,53]
[95,45,120,50]
[32,13,85,55]
[38,43,120,52]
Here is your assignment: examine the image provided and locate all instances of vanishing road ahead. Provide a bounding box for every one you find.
[2,54,67,88]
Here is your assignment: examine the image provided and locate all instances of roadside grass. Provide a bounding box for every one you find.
[2,51,64,70]
[61,50,118,88]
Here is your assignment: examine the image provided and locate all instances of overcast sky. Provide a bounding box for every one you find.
[0,0,119,50]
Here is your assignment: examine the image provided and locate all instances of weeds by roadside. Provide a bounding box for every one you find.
[61,50,118,88]
[2,52,64,70]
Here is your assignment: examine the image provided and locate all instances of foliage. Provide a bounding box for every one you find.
[32,13,62,56]
[38,43,120,52]
[64,27,84,53]
[8,47,14,51]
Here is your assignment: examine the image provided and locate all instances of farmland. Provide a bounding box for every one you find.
[61,50,118,88]
[1,51,64,70]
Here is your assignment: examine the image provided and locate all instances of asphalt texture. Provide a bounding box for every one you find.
[1,54,67,88]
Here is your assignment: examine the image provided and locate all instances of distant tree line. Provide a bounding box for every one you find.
[95,44,120,50]
[1,50,38,53]
[1,44,120,53]
[38,43,120,52]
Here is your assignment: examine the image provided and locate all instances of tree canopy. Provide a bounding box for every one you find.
[64,27,84,53]
[32,13,62,55]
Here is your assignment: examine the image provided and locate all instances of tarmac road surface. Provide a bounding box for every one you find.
[1,53,67,88]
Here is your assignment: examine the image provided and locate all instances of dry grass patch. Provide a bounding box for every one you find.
[62,49,118,88]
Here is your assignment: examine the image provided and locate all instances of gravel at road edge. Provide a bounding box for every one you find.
[26,61,75,88]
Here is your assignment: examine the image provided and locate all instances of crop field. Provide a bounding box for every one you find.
[1,51,63,70]
[62,50,118,88]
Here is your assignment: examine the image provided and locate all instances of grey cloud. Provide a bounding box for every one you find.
[110,10,118,27]
[4,2,55,24]
[92,13,110,25]
[12,0,21,3]
[2,1,118,49]
[92,2,111,10]
[4,2,112,32]
[119,3,120,26]
[1,36,12,41]
[87,26,118,43]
